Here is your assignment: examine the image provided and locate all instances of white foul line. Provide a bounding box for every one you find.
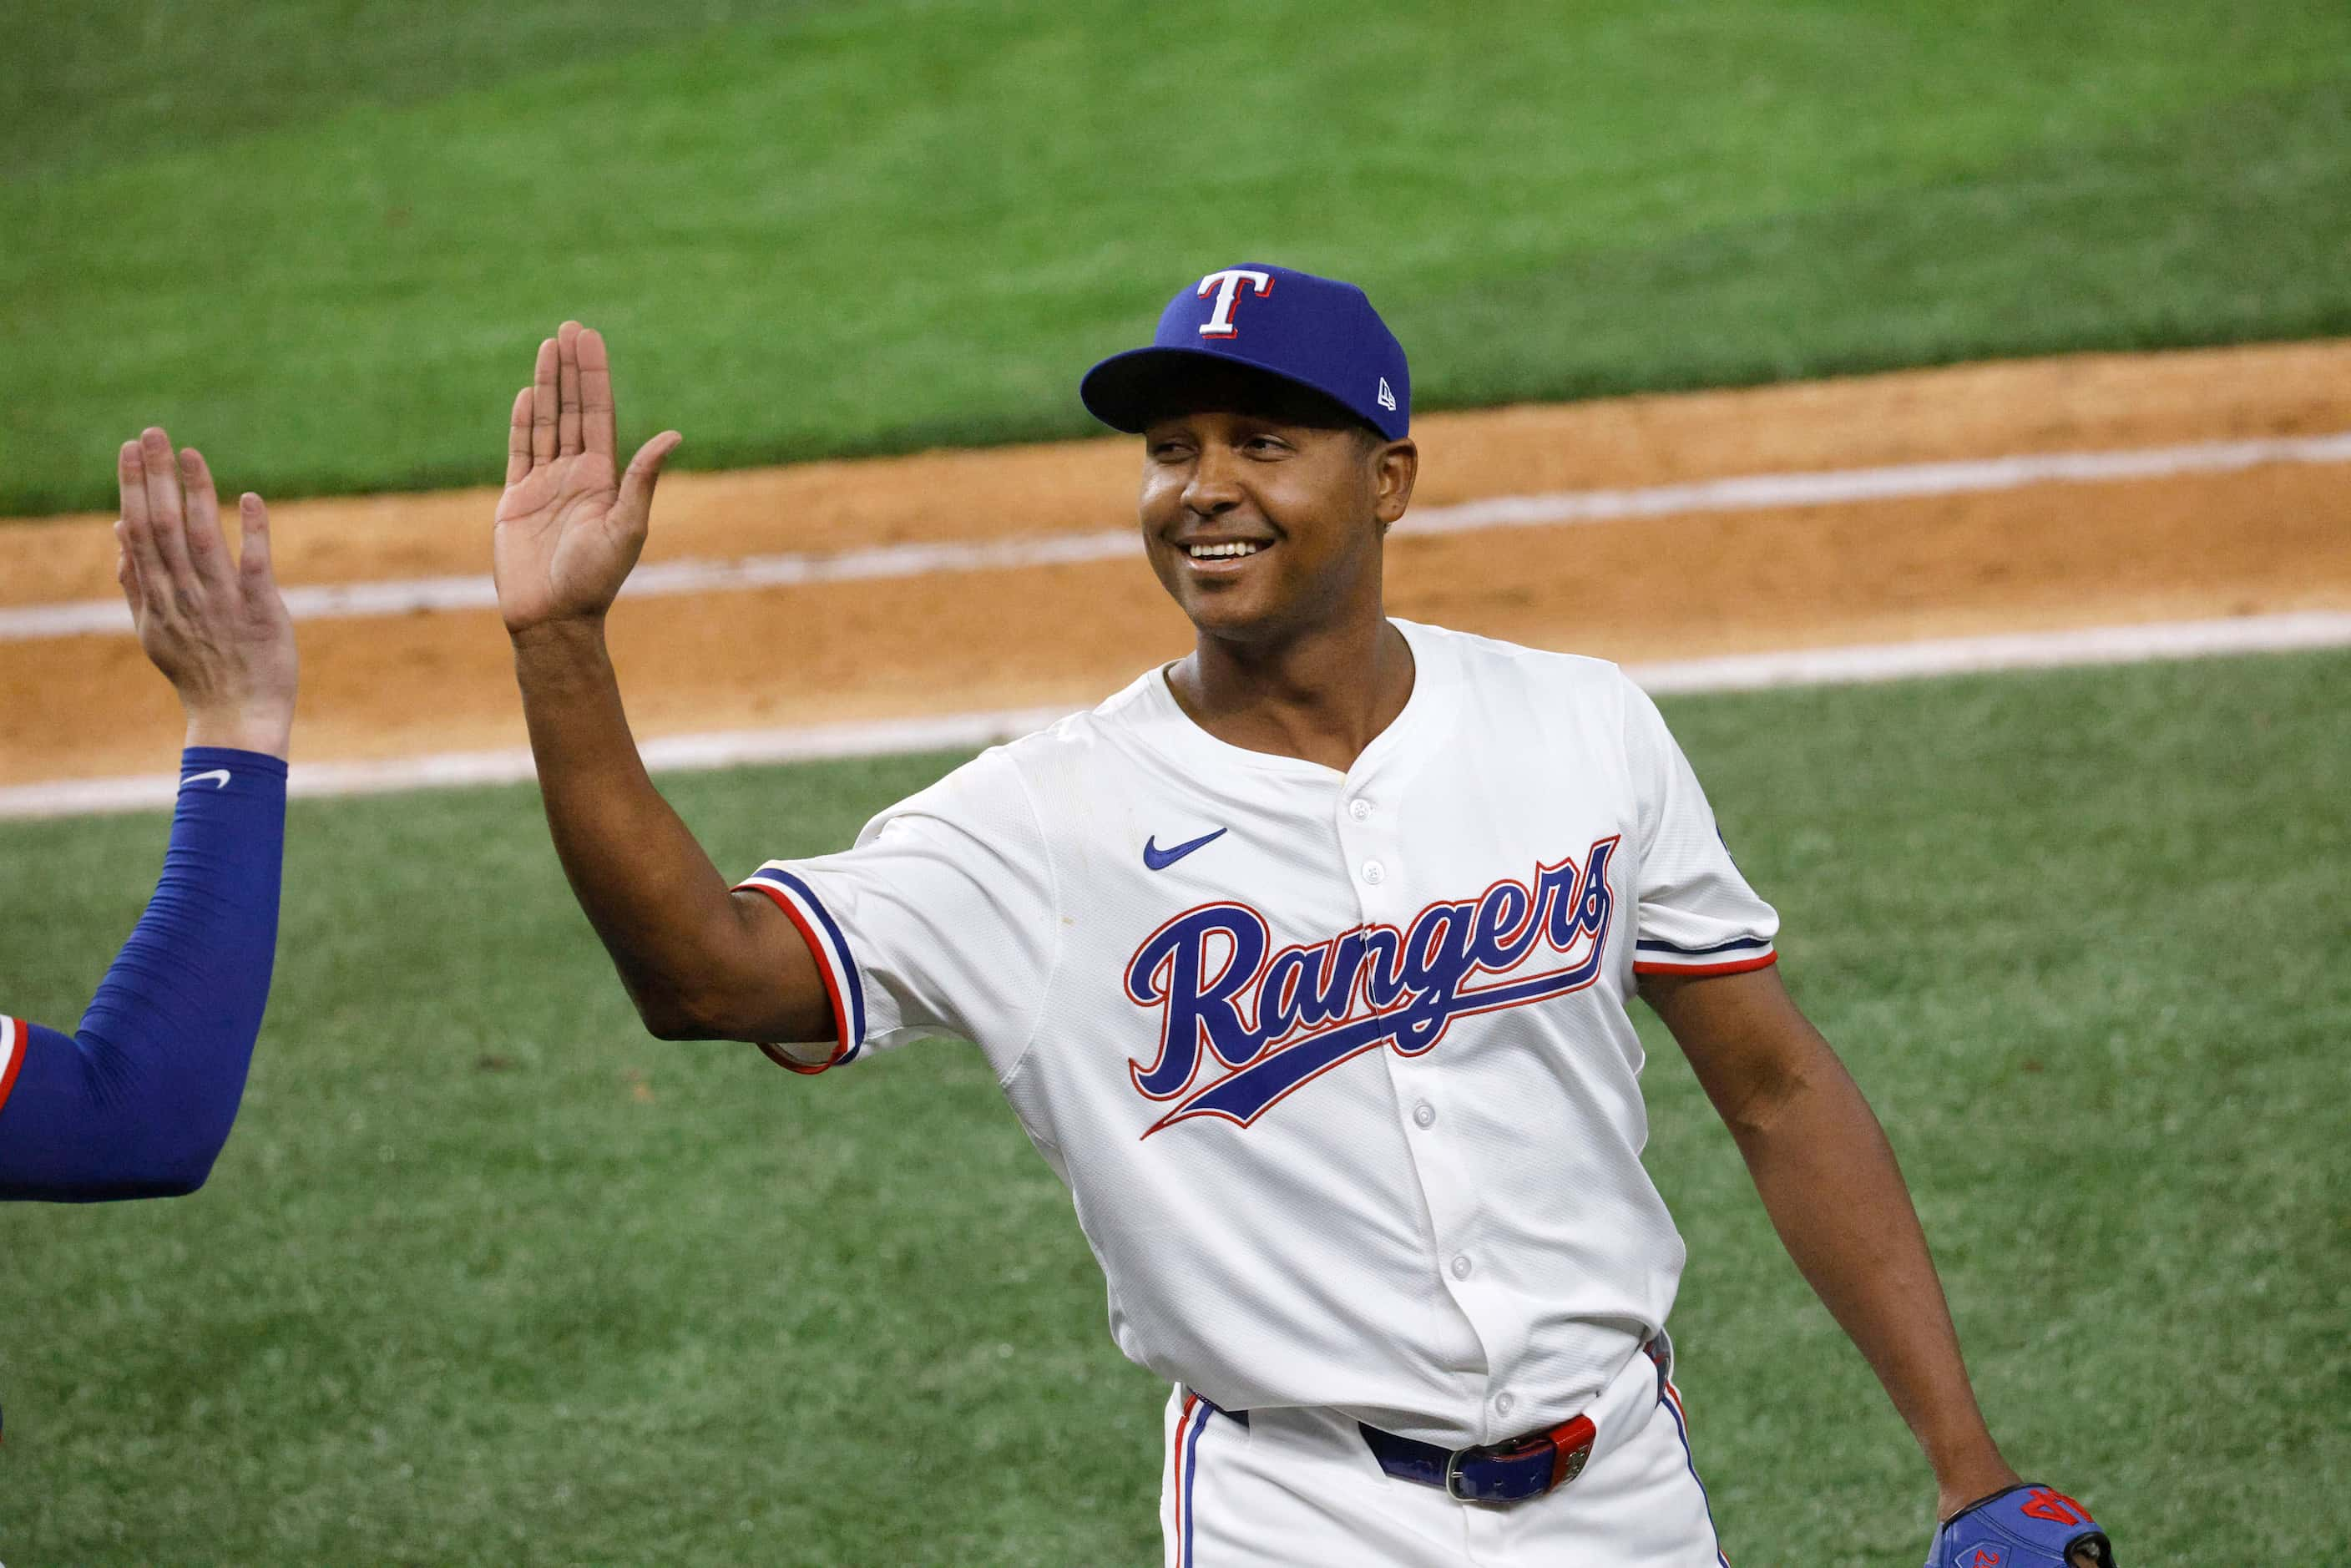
[5,610,2347,820]
[8,431,2348,642]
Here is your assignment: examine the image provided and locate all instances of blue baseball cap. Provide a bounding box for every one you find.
[1080,263,1411,441]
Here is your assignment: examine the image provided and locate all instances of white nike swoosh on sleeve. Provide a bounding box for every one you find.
[183,768,233,789]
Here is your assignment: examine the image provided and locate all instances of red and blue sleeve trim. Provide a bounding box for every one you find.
[0,1015,26,1116]
[1633,935,1777,978]
[735,868,867,1072]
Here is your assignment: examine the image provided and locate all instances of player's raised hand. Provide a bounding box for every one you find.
[115,428,299,759]
[493,321,682,635]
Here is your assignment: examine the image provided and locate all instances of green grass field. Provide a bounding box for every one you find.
[6,0,2351,512]
[7,3,2349,1560]
[3,649,2346,1563]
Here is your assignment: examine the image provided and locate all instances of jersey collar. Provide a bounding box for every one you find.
[1130,618,1455,789]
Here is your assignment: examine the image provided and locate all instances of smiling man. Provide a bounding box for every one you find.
[493,270,2111,1567]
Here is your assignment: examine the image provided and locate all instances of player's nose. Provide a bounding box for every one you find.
[1182,446,1245,516]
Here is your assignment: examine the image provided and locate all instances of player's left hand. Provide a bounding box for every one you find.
[1927,1483,2114,1567]
[492,321,682,636]
[115,427,298,759]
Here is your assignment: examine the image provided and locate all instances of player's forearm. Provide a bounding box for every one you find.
[0,750,286,1201]
[1722,1045,2015,1510]
[509,620,760,1037]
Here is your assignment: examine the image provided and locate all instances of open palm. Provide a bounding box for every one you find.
[493,321,681,633]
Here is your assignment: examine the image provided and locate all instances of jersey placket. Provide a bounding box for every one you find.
[1333,756,1509,1444]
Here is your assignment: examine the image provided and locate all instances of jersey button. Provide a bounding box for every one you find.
[1494,1392,1516,1418]
[1347,797,1373,822]
[1361,859,1386,886]
[1412,1101,1436,1129]
[1449,1254,1473,1281]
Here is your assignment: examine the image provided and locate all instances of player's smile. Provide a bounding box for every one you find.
[1173,530,1279,574]
[1181,538,1271,564]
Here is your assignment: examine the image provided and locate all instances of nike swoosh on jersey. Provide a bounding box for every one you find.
[1143,827,1227,871]
[183,768,232,790]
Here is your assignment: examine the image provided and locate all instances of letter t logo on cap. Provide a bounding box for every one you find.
[1196,268,1274,338]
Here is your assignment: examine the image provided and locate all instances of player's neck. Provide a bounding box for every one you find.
[1170,609,1415,772]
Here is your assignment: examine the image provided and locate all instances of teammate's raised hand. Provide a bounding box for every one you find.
[115,428,298,759]
[493,321,682,635]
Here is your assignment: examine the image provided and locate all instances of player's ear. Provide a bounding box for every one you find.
[1372,437,1418,530]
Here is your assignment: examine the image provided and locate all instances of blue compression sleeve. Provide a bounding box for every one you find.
[0,749,288,1201]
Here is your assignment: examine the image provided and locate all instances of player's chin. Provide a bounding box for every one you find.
[1176,590,1311,649]
[1162,564,1279,629]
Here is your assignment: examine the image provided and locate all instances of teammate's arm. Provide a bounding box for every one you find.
[493,322,832,1049]
[0,432,295,1201]
[1641,964,2023,1523]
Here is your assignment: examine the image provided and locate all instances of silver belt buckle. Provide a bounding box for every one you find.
[1443,1445,1477,1503]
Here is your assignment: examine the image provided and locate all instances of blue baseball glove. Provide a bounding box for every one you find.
[1926,1484,2114,1568]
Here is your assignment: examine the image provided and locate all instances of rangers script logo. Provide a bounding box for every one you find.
[1125,838,1619,1135]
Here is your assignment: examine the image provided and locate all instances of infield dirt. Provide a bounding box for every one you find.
[5,340,2348,789]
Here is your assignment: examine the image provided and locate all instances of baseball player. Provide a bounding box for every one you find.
[493,285,2111,1565]
[0,430,296,1203]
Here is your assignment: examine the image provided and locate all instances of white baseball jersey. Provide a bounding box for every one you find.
[737,618,1777,1449]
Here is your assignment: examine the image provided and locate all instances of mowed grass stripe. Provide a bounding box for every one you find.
[7,3,2350,512]
[1,649,2345,1563]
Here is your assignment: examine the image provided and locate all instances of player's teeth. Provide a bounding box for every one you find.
[1188,542,1262,559]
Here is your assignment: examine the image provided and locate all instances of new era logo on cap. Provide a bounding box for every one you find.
[1079,262,1413,442]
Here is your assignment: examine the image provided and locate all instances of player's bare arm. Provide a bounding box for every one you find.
[494,321,831,1048]
[1640,965,2045,1523]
